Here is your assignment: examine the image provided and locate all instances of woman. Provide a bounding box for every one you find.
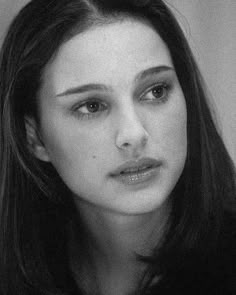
[0,0,235,294]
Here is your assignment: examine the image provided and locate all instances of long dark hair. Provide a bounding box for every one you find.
[0,0,235,294]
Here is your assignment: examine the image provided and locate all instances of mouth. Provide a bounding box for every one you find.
[119,164,153,174]
[110,158,162,185]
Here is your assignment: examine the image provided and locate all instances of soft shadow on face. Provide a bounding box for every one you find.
[34,18,187,216]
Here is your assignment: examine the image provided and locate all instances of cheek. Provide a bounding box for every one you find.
[46,133,94,166]
[162,114,187,155]
[151,98,187,164]
[40,118,109,179]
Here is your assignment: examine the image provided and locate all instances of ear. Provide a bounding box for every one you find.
[24,117,50,162]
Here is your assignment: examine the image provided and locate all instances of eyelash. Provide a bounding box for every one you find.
[71,99,107,120]
[141,82,171,104]
[71,82,172,120]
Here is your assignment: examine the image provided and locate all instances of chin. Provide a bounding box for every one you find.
[108,190,171,216]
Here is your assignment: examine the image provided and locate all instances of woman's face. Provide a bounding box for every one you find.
[35,19,187,215]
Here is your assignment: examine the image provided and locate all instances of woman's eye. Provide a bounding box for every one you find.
[142,83,171,103]
[72,100,107,119]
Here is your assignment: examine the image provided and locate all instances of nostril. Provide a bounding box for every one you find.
[115,116,149,151]
[141,131,149,146]
[122,142,130,147]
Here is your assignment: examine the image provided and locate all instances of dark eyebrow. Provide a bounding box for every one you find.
[56,84,110,97]
[56,65,173,97]
[134,65,174,82]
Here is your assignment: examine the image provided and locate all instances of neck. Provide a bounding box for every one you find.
[69,202,170,294]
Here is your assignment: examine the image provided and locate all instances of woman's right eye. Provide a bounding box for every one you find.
[71,99,108,119]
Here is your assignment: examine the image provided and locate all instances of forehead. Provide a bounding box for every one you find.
[41,18,173,96]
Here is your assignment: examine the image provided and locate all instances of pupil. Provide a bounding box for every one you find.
[153,86,163,98]
[88,102,99,112]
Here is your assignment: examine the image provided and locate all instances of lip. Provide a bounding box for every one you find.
[109,157,162,185]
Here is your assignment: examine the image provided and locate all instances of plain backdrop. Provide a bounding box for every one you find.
[0,0,235,163]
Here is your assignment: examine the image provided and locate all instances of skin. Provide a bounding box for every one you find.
[28,18,187,294]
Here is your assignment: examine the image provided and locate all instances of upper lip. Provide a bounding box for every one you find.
[110,157,162,176]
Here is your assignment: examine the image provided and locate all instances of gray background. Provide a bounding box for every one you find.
[0,0,235,163]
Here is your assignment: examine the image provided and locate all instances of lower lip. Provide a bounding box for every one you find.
[111,166,160,186]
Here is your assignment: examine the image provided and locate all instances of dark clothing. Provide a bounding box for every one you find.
[65,213,236,295]
[147,215,236,295]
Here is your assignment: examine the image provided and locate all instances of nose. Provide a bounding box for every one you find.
[115,106,149,155]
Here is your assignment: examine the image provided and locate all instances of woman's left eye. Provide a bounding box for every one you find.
[141,83,171,103]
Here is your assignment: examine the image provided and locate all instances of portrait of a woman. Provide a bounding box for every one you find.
[0,0,235,294]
